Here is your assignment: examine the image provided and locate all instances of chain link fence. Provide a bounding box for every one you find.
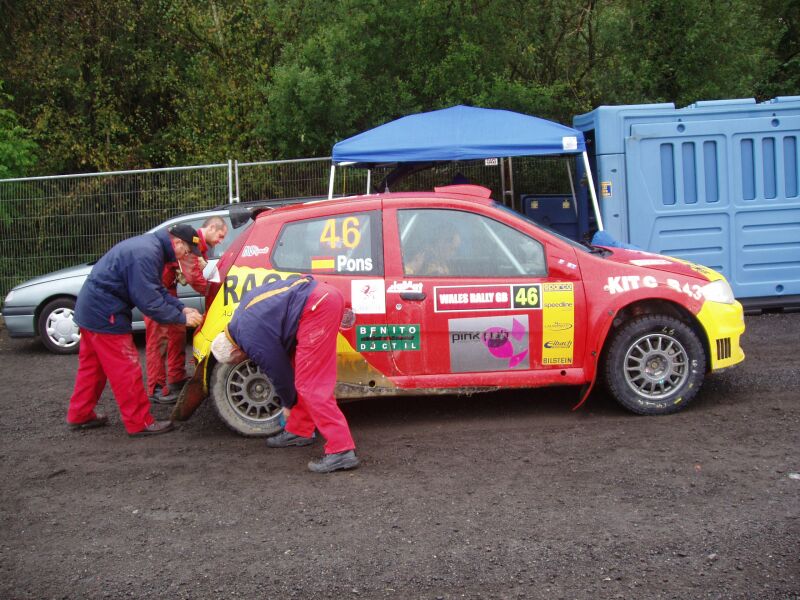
[0,155,574,298]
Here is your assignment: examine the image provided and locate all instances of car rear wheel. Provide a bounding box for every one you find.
[603,314,706,415]
[209,359,284,437]
[37,298,80,354]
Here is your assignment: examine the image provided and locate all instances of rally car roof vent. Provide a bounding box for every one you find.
[433,184,493,199]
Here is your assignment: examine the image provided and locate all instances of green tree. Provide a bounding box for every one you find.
[0,81,37,179]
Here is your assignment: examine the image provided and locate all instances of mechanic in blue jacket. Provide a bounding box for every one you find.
[66,224,203,436]
[216,275,359,473]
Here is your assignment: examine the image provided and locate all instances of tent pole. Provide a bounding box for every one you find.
[366,169,371,194]
[328,165,336,199]
[500,159,507,206]
[508,157,515,212]
[582,151,604,231]
[566,161,578,217]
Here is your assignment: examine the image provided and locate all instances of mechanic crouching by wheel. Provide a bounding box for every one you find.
[66,225,204,436]
[211,276,359,473]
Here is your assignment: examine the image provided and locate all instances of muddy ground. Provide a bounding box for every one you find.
[0,312,798,599]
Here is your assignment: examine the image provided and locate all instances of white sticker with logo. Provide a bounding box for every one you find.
[241,245,270,257]
[603,275,703,300]
[351,279,386,314]
[387,280,423,294]
[562,136,578,151]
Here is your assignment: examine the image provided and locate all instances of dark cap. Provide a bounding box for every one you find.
[168,224,202,256]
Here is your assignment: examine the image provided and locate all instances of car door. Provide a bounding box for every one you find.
[267,204,397,388]
[382,202,586,389]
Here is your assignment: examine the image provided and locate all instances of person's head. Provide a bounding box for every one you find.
[434,229,461,257]
[201,216,228,247]
[168,224,202,259]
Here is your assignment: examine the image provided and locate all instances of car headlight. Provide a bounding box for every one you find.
[700,279,735,304]
[4,290,14,304]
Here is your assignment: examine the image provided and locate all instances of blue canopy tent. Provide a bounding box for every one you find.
[329,105,603,230]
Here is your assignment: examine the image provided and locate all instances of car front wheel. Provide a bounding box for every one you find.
[603,314,706,415]
[37,297,81,354]
[209,359,284,436]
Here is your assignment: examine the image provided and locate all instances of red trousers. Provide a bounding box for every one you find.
[144,316,186,395]
[67,329,155,434]
[285,283,355,454]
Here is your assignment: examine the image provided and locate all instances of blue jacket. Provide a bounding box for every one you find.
[74,229,186,334]
[227,276,317,408]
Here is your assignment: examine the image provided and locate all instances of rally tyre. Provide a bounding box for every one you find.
[37,297,81,354]
[209,359,284,437]
[603,314,706,415]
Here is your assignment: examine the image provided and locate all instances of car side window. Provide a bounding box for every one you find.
[272,211,383,275]
[398,209,546,277]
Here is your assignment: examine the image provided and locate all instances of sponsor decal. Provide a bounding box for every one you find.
[544,340,573,349]
[387,280,423,294]
[311,256,336,272]
[223,270,297,306]
[541,282,574,365]
[603,275,703,301]
[435,285,511,312]
[434,283,542,312]
[448,315,529,373]
[241,245,270,258]
[351,279,385,315]
[603,275,658,294]
[356,324,420,352]
[545,320,573,332]
[601,181,612,197]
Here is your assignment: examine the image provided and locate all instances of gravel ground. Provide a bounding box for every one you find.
[0,312,798,599]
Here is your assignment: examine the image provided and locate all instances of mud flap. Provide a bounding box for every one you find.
[171,356,209,421]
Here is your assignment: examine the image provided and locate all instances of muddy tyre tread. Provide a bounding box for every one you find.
[603,314,706,416]
[209,360,284,437]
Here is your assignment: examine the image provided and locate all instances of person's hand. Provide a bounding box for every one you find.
[183,307,203,327]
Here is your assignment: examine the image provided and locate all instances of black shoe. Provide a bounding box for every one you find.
[266,430,315,448]
[308,450,360,473]
[150,384,177,405]
[129,420,175,437]
[68,415,109,431]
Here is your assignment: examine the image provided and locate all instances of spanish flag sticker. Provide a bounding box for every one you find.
[311,256,336,272]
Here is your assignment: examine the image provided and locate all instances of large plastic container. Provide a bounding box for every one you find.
[573,97,800,307]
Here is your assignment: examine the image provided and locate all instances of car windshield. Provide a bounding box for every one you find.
[492,202,591,253]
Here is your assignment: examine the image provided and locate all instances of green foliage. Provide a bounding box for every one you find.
[0,0,796,173]
[0,82,38,180]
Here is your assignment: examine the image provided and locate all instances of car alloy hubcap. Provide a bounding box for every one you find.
[624,333,689,399]
[46,307,80,348]
[225,360,282,423]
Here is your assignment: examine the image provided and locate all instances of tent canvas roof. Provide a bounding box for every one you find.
[332,105,585,165]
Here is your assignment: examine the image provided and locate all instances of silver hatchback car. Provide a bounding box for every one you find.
[1,201,279,354]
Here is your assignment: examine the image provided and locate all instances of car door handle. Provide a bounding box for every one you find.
[400,292,426,301]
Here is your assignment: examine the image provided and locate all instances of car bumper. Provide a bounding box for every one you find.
[1,306,36,337]
[696,300,746,371]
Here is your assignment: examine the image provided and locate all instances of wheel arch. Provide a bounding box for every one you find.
[598,298,710,374]
[34,293,78,328]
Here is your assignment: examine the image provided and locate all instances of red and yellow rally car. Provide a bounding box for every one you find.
[188,185,744,436]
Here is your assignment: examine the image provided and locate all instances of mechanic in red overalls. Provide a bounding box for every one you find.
[66,224,204,436]
[145,216,228,403]
[212,276,359,473]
